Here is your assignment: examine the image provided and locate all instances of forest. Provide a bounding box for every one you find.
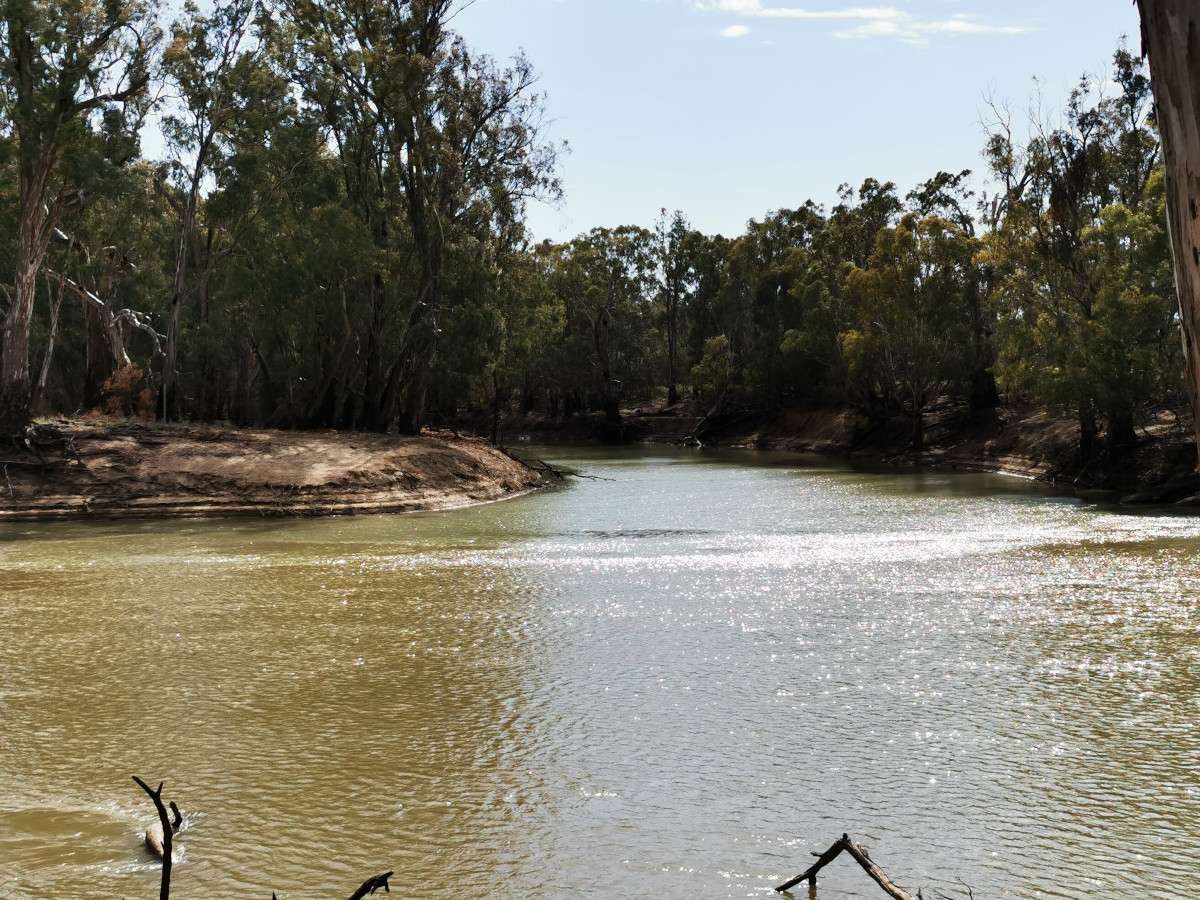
[0,1,1184,475]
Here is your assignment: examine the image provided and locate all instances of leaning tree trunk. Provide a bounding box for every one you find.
[1,167,56,432]
[0,266,37,431]
[1137,0,1200,458]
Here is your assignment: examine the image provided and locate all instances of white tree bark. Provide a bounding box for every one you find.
[1137,0,1200,457]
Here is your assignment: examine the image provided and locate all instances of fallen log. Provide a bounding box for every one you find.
[776,833,916,899]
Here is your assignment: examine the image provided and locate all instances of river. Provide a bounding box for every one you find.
[1,445,1198,899]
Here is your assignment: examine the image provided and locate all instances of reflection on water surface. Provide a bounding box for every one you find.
[1,446,1198,898]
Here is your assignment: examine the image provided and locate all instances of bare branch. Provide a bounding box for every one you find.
[776,833,916,900]
[347,871,394,900]
[132,776,173,900]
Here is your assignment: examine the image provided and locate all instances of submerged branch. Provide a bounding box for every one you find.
[499,447,613,481]
[347,871,394,900]
[776,833,916,900]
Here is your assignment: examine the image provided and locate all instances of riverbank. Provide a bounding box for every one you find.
[0,423,544,521]
[489,399,1200,502]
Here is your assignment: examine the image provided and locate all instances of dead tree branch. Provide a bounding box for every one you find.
[132,776,174,900]
[776,833,916,899]
[347,871,394,900]
[499,447,612,482]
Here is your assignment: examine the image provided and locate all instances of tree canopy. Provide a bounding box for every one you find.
[0,22,1188,478]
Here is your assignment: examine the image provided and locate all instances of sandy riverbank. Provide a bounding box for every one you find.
[0,423,544,522]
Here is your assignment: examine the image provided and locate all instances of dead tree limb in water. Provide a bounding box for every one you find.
[270,871,394,900]
[776,833,916,899]
[347,871,394,900]
[132,776,175,900]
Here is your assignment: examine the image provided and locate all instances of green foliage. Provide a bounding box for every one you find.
[985,44,1180,454]
[0,0,162,426]
[0,23,1185,461]
[690,334,733,405]
[842,213,983,416]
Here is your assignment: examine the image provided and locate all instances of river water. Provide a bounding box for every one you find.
[1,446,1198,899]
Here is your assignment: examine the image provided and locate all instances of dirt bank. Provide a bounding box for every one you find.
[713,401,1199,501]
[0,423,544,522]
[488,399,1200,503]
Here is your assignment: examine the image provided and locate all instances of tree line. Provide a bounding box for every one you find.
[0,0,561,433]
[0,4,1185,469]
[513,45,1181,465]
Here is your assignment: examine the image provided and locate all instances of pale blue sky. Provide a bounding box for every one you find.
[450,0,1145,241]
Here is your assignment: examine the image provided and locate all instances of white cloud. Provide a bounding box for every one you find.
[721,24,751,37]
[835,13,1034,42]
[694,2,1035,43]
[697,1,903,19]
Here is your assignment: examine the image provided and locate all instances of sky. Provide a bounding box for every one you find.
[448,0,1145,242]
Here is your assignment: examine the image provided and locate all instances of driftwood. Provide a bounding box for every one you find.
[347,871,394,900]
[776,833,916,899]
[133,777,175,900]
[4,423,81,467]
[681,389,729,446]
[271,872,394,900]
[499,447,612,482]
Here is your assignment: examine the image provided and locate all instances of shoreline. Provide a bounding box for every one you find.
[0,423,546,523]
[489,399,1200,505]
[6,398,1197,523]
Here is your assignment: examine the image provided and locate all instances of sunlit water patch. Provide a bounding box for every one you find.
[2,446,1198,898]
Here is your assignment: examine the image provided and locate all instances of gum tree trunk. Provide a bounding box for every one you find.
[1,160,54,432]
[1137,0,1200,457]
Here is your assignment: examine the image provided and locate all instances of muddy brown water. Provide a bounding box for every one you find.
[1,446,1198,899]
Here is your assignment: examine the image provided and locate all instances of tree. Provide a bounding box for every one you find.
[546,227,657,425]
[984,47,1176,465]
[907,170,998,411]
[0,0,160,430]
[1135,0,1200,459]
[159,0,267,420]
[775,182,900,407]
[43,160,169,411]
[844,213,983,448]
[286,0,560,433]
[655,209,691,405]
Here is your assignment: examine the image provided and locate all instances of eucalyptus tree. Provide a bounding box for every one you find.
[159,0,272,419]
[679,230,731,371]
[214,140,373,428]
[905,169,998,410]
[284,0,560,433]
[984,47,1177,463]
[843,212,982,448]
[742,203,826,403]
[41,159,171,410]
[765,184,900,407]
[545,227,657,424]
[655,209,692,405]
[0,0,160,430]
[1135,0,1200,457]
